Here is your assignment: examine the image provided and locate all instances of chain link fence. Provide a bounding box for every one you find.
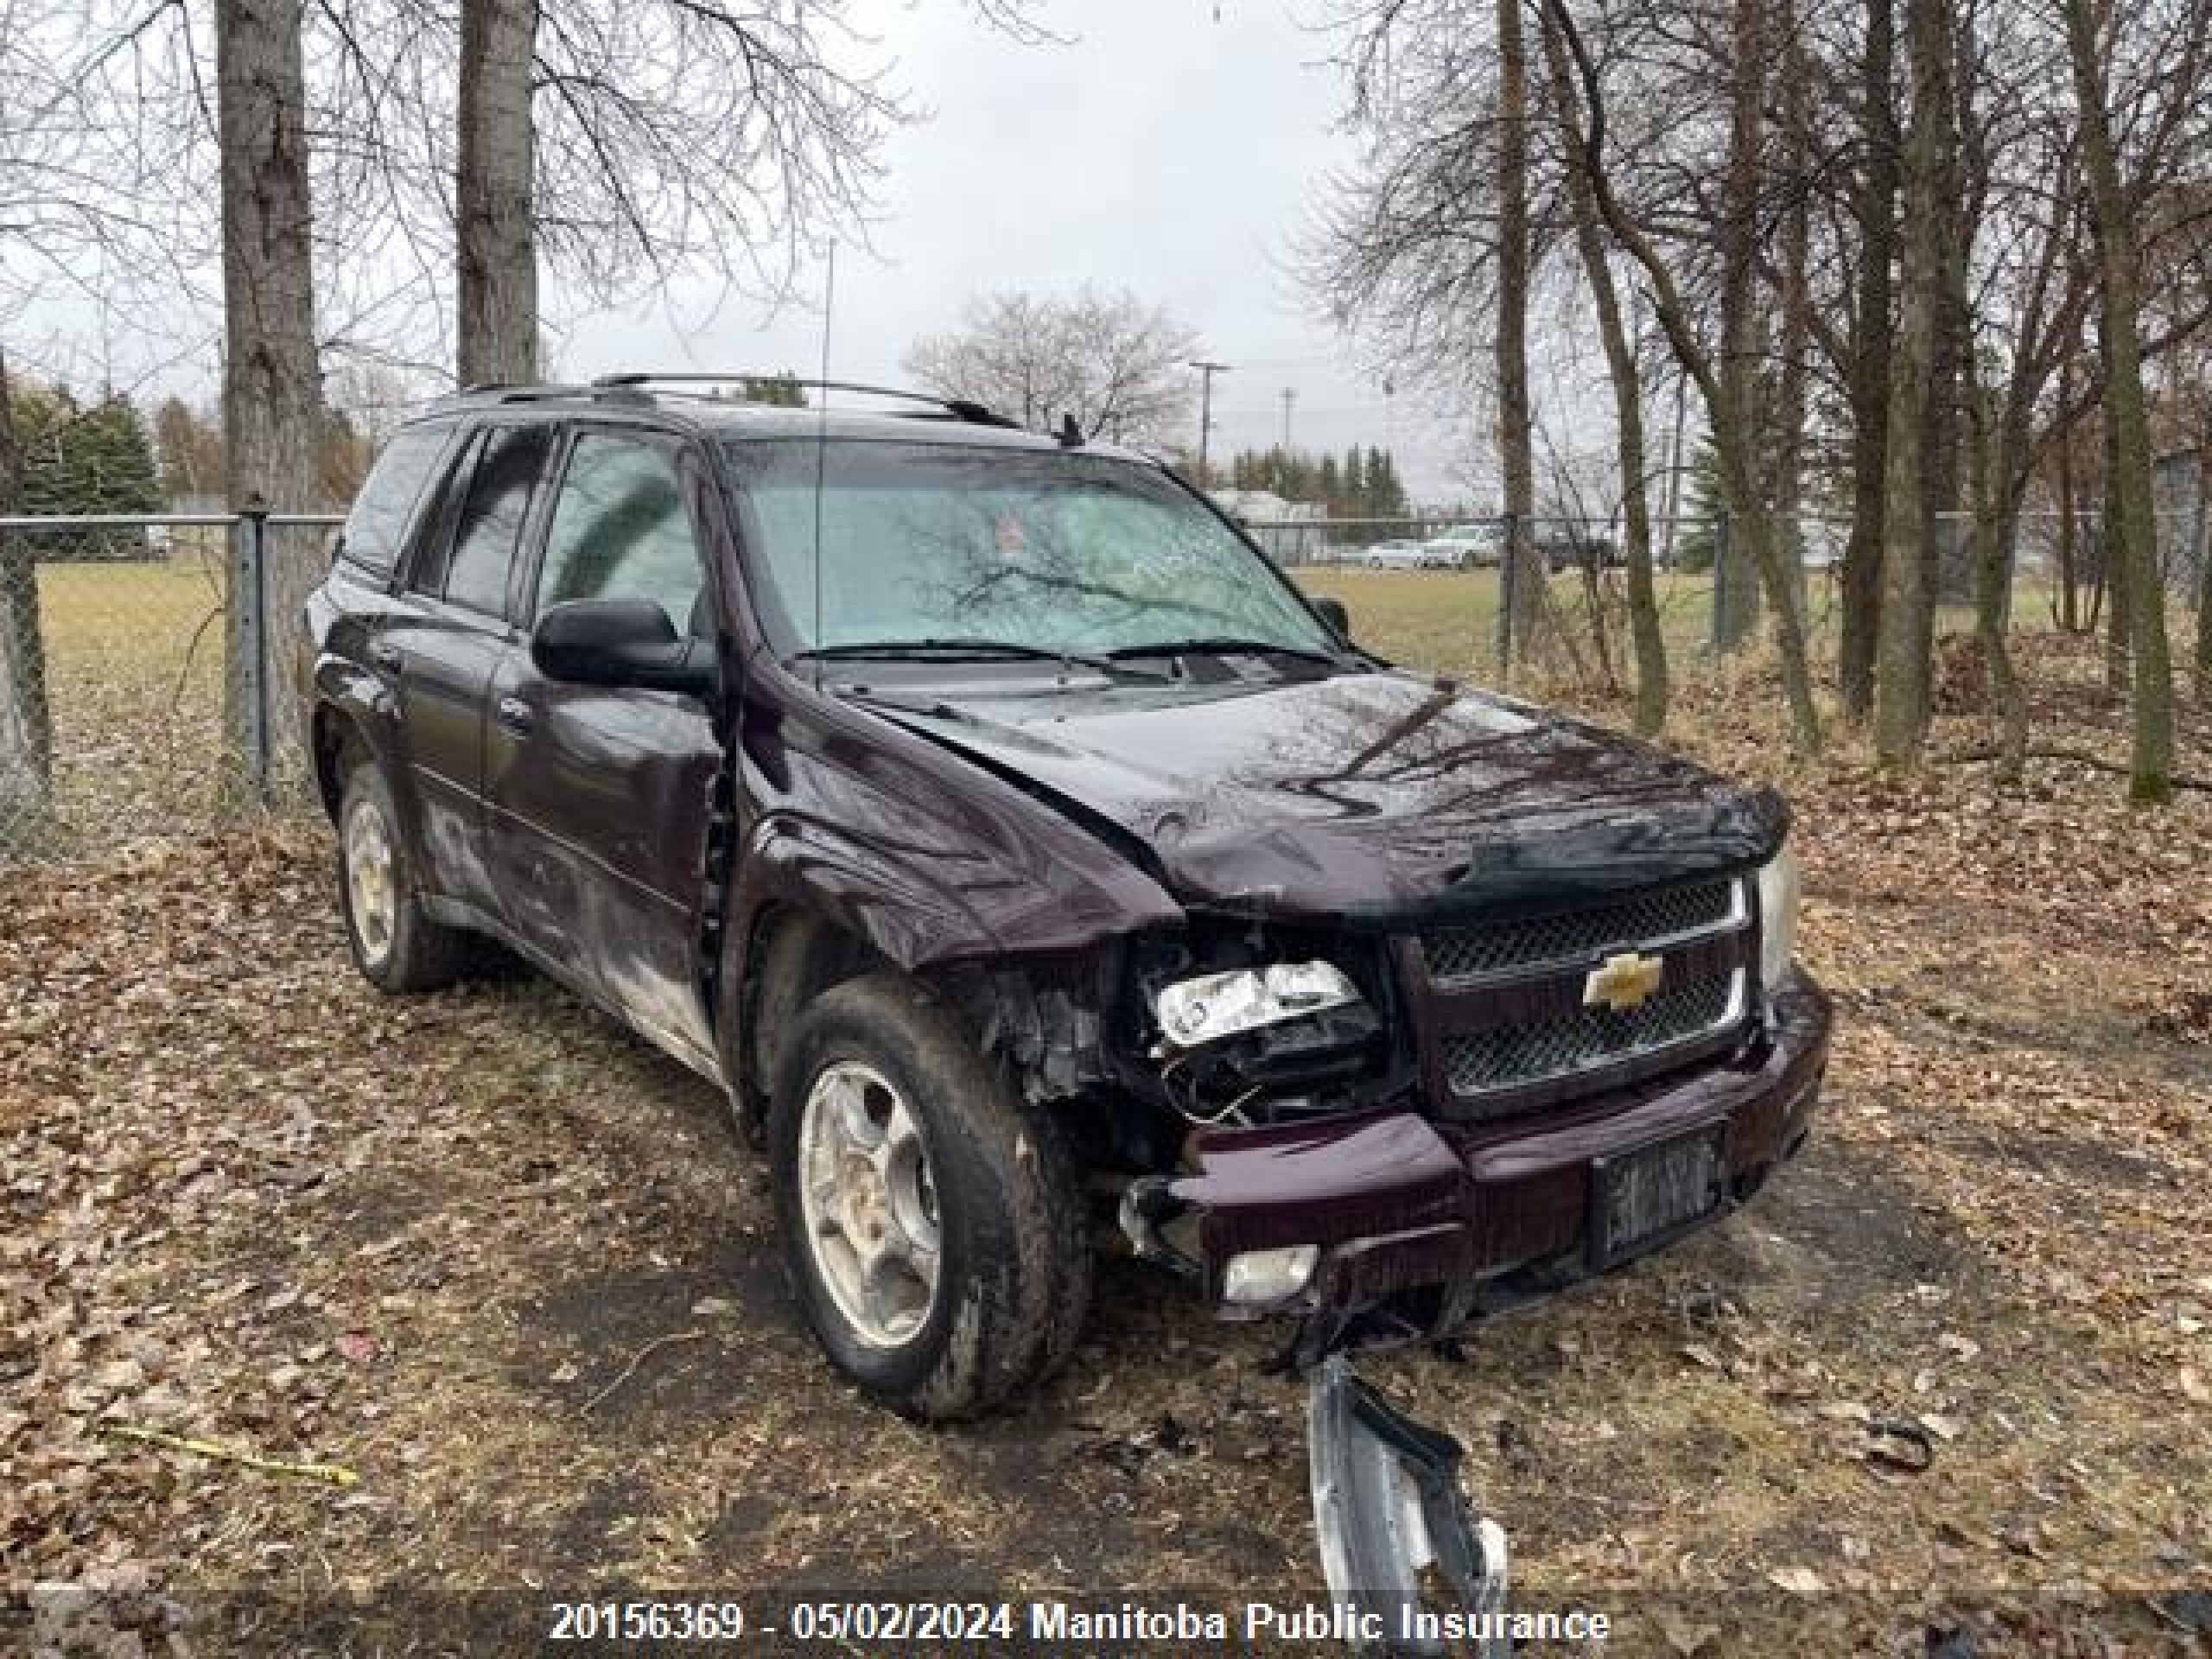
[3,501,2203,861]
[1253,508,2209,685]
[0,512,341,864]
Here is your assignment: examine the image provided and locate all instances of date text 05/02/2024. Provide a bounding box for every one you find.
[545,1600,1615,1647]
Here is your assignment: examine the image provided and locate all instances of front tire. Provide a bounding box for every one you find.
[337,763,471,993]
[769,974,1091,1421]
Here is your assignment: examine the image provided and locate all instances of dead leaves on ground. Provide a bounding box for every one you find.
[3,632,2210,1654]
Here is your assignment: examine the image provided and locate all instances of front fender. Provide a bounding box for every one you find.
[730,670,1185,974]
[732,815,1002,973]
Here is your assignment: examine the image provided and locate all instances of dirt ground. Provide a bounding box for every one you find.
[3,630,2209,1656]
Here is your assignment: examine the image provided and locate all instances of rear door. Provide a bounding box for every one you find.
[383,422,556,913]
[484,427,723,1071]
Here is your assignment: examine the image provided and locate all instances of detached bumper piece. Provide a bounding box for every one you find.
[1308,1357,1510,1657]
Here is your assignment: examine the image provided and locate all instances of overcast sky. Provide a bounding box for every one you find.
[8,0,1487,503]
[553,0,1478,503]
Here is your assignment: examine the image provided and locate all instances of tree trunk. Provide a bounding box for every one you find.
[2196,443,2211,709]
[1874,0,1949,766]
[1770,10,1814,627]
[0,350,53,850]
[1540,6,1666,734]
[1494,0,1542,678]
[1713,0,1768,654]
[2066,0,2173,802]
[1839,0,1898,721]
[1966,373,2028,779]
[457,0,541,385]
[2101,395,2130,691]
[218,0,324,801]
[2055,377,2082,632]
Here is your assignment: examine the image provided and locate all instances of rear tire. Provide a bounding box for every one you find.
[769,973,1091,1421]
[337,763,472,993]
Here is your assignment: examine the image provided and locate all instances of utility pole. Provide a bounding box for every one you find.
[1281,387,1297,449]
[1190,359,1230,485]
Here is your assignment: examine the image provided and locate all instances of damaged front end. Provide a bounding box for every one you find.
[1098,871,1830,1649]
[951,844,1827,1650]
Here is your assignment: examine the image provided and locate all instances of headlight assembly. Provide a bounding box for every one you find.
[1756,846,1800,991]
[1152,961,1364,1051]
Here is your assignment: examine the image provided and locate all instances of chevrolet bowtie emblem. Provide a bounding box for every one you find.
[1584,950,1664,1013]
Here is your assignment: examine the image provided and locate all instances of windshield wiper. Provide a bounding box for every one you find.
[1106,637,1347,667]
[791,638,1172,680]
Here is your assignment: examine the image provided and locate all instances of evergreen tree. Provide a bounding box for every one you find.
[16,385,79,517]
[740,372,810,407]
[1367,446,1406,517]
[79,394,162,517]
[1673,442,1726,574]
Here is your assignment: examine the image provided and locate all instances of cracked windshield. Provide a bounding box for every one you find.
[728,440,1338,659]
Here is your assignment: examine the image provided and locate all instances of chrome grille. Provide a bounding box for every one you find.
[1422,879,1743,985]
[1442,969,1744,1103]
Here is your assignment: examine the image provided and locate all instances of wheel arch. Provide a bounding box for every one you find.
[728,901,895,1116]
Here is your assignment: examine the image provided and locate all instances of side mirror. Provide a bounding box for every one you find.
[1312,595,1351,640]
[531,598,719,698]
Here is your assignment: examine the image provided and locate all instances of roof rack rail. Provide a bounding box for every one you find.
[438,383,599,407]
[588,372,1021,429]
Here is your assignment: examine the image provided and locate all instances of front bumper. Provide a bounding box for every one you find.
[1165,973,1832,1363]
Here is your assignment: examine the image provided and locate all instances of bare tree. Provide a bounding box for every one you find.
[905,289,1200,444]
[1494,0,1544,674]
[217,0,327,798]
[2063,0,2176,801]
[308,0,1044,385]
[1538,1,1666,732]
[1543,0,1823,751]
[1838,0,1899,721]
[1872,0,1953,766]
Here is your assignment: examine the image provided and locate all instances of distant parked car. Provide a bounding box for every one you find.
[1360,538,1434,570]
[1421,522,1505,569]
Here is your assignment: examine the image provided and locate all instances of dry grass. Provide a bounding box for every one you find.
[7,553,239,857]
[3,582,2210,1655]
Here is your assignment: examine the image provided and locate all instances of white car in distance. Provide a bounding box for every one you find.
[1421,522,1506,569]
[1360,538,1435,570]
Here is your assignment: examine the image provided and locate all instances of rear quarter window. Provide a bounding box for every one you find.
[340,426,453,579]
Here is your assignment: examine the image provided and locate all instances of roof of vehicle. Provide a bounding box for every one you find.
[408,378,1158,463]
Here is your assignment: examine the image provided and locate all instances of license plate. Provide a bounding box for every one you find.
[1590,1125,1726,1268]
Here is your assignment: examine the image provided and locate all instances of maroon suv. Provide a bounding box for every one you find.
[301,377,1830,1421]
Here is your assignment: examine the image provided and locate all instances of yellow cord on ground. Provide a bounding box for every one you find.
[99,1424,359,1487]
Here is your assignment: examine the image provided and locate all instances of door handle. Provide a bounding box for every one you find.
[495,696,535,736]
[369,641,403,672]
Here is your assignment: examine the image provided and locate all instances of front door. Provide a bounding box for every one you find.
[486,429,723,1073]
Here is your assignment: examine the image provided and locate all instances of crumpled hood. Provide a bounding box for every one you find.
[866,668,1786,922]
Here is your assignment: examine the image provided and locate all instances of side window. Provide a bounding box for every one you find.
[340,426,451,579]
[533,435,705,634]
[444,426,553,617]
[404,433,483,601]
